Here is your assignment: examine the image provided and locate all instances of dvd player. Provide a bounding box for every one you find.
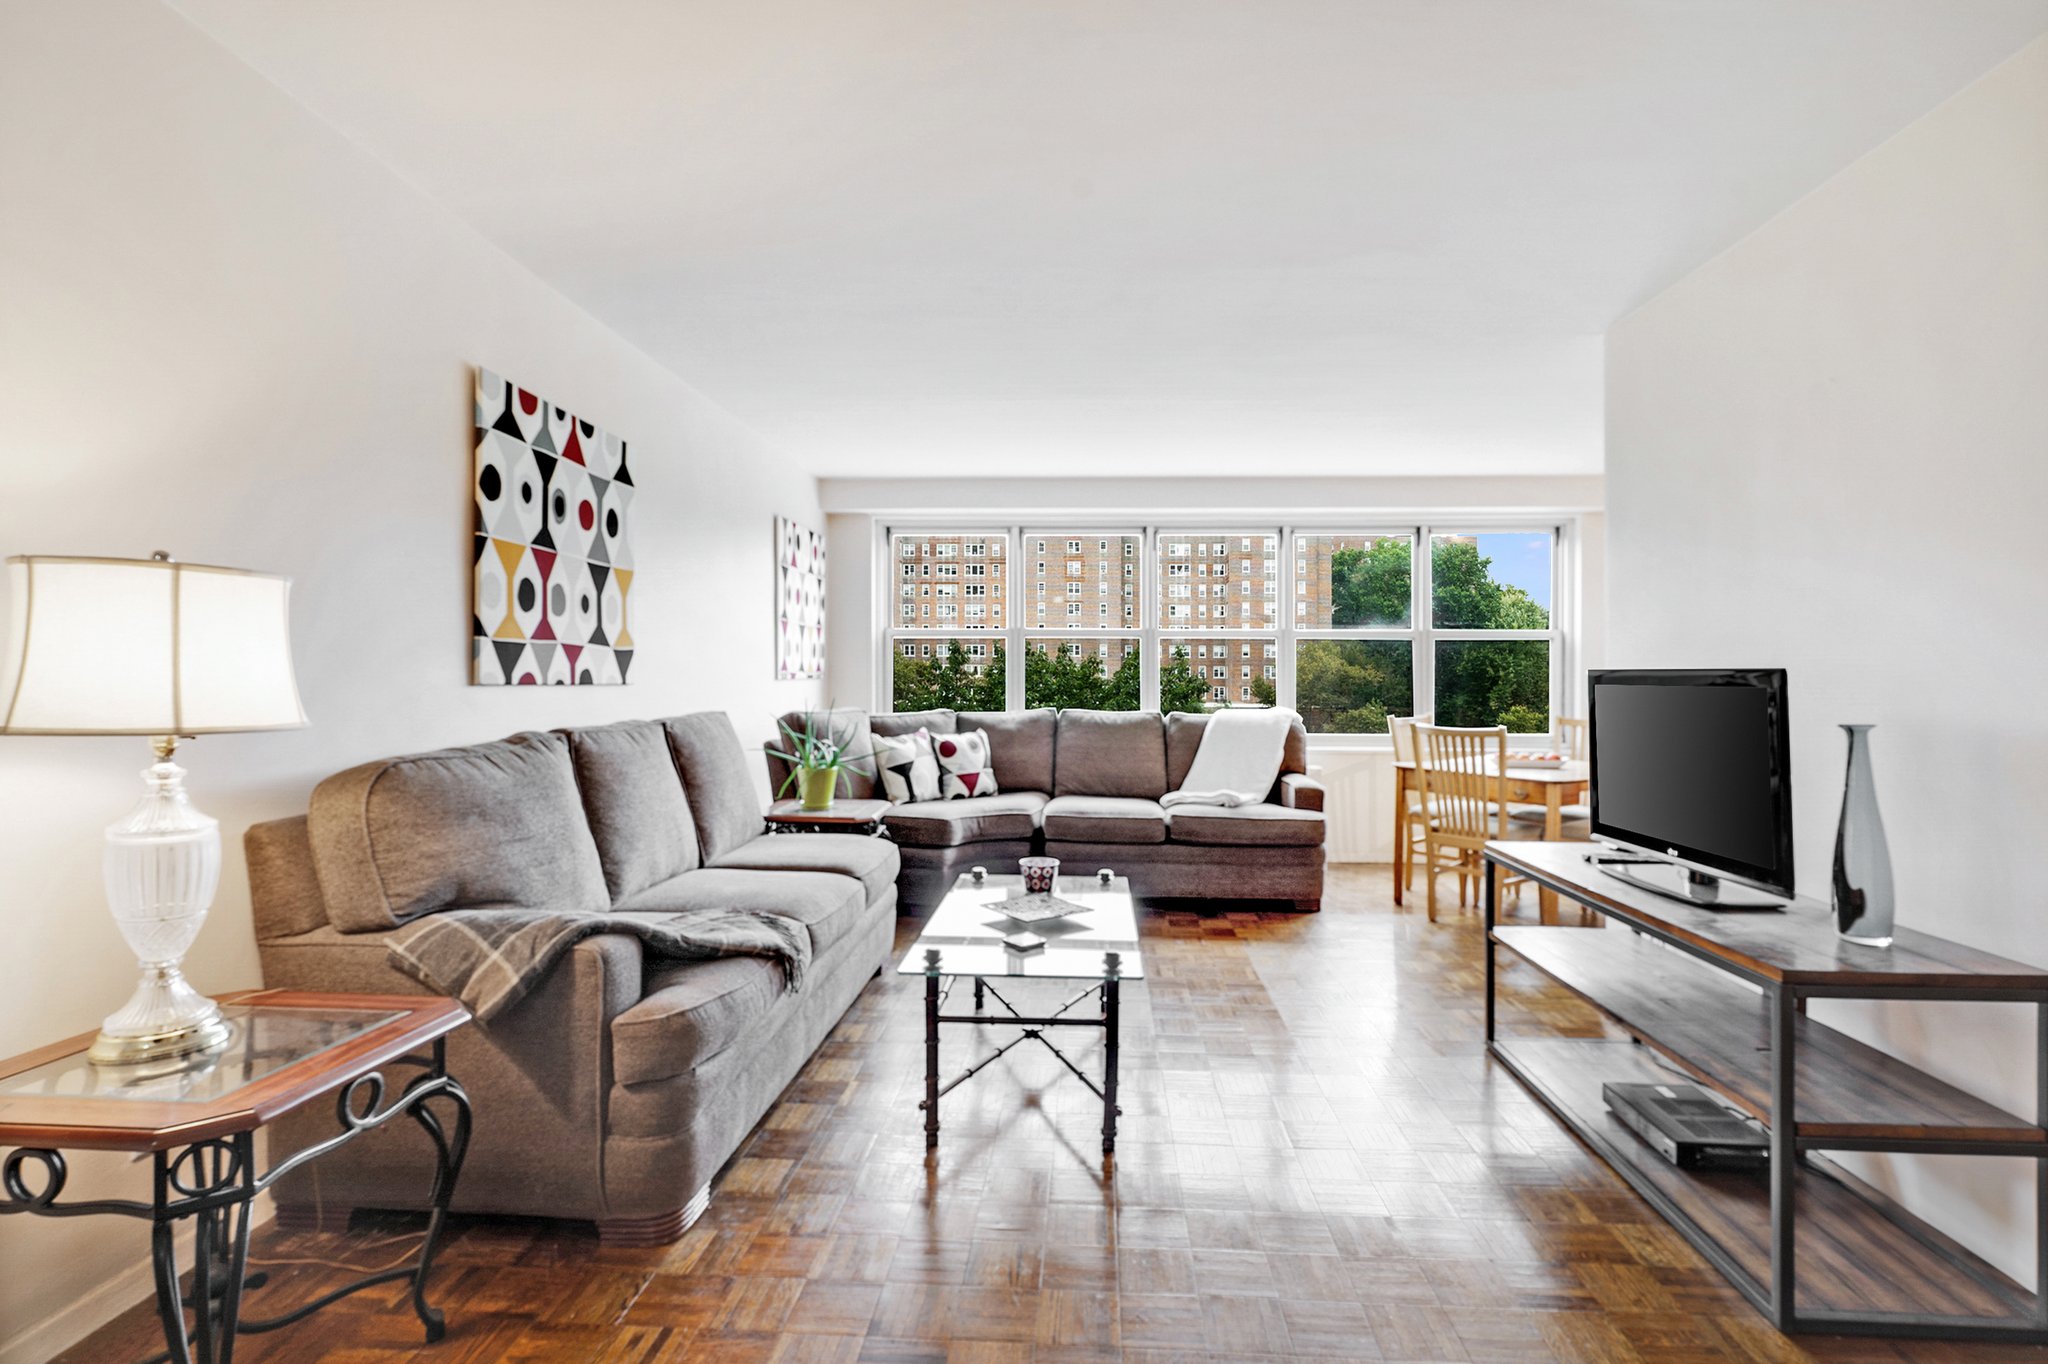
[1603,1081,1768,1170]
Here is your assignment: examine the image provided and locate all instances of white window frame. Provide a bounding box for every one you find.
[877,519,1573,742]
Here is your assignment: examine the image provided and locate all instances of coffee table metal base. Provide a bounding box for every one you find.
[918,955,1123,1154]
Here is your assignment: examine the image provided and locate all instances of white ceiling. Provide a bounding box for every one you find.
[171,0,2048,479]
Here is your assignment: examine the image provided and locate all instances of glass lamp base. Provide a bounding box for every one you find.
[87,1006,233,1066]
[91,748,229,1067]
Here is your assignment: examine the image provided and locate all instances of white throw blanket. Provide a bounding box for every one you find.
[1160,708,1299,808]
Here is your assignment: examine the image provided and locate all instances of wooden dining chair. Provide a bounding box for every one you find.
[1510,715,1592,833]
[1414,723,1530,921]
[1389,713,1433,898]
[1557,715,1588,760]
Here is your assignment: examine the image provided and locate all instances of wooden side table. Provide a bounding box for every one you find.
[0,989,470,1364]
[765,797,892,836]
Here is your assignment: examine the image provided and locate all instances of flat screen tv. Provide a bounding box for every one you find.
[1587,668,1794,908]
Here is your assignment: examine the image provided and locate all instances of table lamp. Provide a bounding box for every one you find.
[0,553,306,1065]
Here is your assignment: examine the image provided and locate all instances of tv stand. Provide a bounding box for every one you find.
[1592,855,1787,910]
[1484,839,2048,1342]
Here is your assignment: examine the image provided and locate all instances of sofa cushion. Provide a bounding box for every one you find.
[1053,710,1167,799]
[616,867,868,958]
[884,791,1047,848]
[769,708,877,802]
[873,728,942,803]
[933,729,999,799]
[308,730,609,932]
[1042,795,1168,845]
[1167,802,1326,847]
[1166,711,1310,792]
[567,720,700,903]
[871,709,957,738]
[612,955,783,1084]
[958,709,1056,794]
[664,712,763,863]
[711,833,899,903]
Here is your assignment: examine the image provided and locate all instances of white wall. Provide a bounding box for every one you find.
[823,476,1605,861]
[0,3,822,1355]
[1607,34,2048,1285]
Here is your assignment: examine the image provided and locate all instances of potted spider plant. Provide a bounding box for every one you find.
[768,711,871,812]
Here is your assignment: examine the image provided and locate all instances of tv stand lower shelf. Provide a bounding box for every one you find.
[1483,840,2048,1343]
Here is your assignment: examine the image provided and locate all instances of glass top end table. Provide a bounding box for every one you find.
[0,1004,403,1105]
[0,990,470,1363]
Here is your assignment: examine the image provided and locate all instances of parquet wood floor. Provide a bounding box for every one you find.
[58,867,2048,1363]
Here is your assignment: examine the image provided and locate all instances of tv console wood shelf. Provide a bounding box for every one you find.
[1484,840,2048,1342]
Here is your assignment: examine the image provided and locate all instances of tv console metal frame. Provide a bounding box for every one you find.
[1483,841,2048,1343]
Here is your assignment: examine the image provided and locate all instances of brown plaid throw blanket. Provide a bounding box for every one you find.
[387,908,810,1023]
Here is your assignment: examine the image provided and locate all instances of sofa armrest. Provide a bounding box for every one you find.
[258,923,646,1219]
[1277,772,1325,812]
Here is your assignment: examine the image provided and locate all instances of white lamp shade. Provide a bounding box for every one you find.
[0,555,307,735]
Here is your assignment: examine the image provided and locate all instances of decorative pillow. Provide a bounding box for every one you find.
[933,730,1000,800]
[873,728,941,804]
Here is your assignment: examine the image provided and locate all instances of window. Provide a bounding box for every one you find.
[1292,532,1415,734]
[891,534,1007,630]
[882,523,1566,726]
[1431,531,1553,732]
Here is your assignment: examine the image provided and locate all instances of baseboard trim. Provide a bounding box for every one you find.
[0,1199,275,1364]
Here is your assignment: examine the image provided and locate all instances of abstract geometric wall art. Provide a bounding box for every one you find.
[776,516,825,680]
[472,368,635,685]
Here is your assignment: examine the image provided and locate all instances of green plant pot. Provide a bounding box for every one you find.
[796,767,838,812]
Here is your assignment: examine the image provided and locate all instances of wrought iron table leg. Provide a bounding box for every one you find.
[1102,977,1122,1154]
[924,954,941,1148]
[400,1061,471,1341]
[149,1219,193,1364]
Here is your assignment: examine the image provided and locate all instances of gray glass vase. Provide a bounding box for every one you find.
[1832,724,1895,947]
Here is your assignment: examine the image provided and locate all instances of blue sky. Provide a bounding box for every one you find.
[1474,532,1551,610]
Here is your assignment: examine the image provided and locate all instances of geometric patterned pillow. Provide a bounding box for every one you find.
[872,728,941,804]
[933,730,1000,800]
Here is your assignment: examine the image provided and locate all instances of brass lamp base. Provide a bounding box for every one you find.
[87,1005,233,1066]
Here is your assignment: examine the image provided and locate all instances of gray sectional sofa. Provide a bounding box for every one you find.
[244,712,897,1245]
[767,707,1326,914]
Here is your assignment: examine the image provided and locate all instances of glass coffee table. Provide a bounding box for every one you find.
[897,871,1144,1154]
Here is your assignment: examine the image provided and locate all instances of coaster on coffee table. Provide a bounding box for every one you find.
[984,891,1093,925]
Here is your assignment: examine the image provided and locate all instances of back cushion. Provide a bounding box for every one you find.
[245,816,327,939]
[567,720,701,903]
[308,730,609,933]
[768,708,877,801]
[665,712,764,862]
[1167,712,1310,790]
[958,709,1055,793]
[870,709,957,739]
[1165,713,1208,791]
[1054,710,1167,799]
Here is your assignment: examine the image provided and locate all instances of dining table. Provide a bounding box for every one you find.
[1393,756,1590,924]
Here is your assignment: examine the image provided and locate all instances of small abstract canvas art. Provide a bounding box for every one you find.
[776,516,825,679]
[472,368,636,685]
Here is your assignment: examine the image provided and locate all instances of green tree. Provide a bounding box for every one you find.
[973,642,1007,711]
[1330,538,1412,627]
[1100,649,1141,710]
[1159,645,1212,714]
[1250,675,1277,707]
[1295,640,1411,733]
[892,640,1005,712]
[1023,641,1108,709]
